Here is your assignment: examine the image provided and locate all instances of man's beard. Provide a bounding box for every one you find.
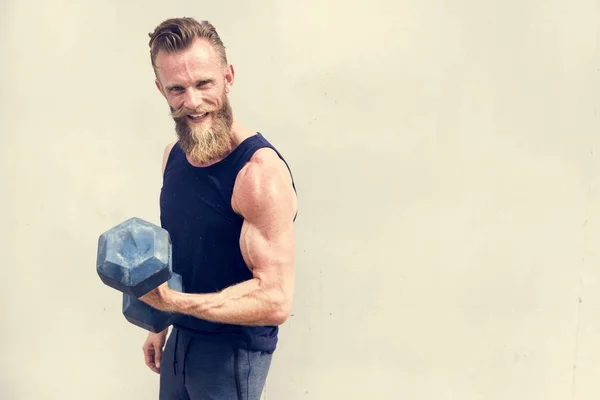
[170,93,234,165]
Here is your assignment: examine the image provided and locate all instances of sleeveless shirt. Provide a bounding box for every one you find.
[159,132,296,352]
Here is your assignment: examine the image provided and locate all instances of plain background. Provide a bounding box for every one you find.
[1,0,600,399]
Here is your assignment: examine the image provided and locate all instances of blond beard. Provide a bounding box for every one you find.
[171,95,234,165]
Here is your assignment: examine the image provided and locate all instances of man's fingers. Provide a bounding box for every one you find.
[142,335,166,374]
[144,348,159,373]
[144,346,153,363]
[154,345,162,370]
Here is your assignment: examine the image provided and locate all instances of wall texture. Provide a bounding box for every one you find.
[1,0,599,399]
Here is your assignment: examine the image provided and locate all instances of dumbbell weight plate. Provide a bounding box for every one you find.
[96,217,173,297]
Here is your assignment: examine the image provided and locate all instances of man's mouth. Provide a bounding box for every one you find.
[187,112,209,121]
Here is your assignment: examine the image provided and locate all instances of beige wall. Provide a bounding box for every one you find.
[1,0,600,399]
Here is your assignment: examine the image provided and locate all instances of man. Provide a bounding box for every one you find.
[137,17,298,400]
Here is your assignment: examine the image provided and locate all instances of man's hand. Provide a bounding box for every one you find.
[139,282,174,312]
[142,329,168,374]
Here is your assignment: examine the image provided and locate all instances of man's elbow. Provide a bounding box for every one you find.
[269,310,290,326]
[259,275,294,325]
[268,295,293,326]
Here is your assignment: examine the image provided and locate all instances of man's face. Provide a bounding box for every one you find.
[154,38,235,165]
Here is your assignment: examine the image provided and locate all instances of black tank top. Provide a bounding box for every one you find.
[160,133,296,352]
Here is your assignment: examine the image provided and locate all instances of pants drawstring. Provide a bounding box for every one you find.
[173,329,180,376]
[182,337,194,385]
[173,328,194,385]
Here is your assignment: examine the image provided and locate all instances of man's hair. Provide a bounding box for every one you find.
[148,17,227,70]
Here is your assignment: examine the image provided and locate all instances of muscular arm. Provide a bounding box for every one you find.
[163,148,297,326]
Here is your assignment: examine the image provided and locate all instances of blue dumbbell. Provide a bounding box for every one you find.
[96,217,184,333]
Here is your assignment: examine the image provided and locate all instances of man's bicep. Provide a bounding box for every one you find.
[240,215,295,276]
[239,214,295,315]
[235,154,297,288]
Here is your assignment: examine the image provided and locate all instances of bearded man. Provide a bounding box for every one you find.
[137,17,298,400]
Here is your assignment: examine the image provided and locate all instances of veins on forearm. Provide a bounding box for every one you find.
[170,278,285,326]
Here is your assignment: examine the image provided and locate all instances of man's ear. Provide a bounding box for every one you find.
[224,64,235,94]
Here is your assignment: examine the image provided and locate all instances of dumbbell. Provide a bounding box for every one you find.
[96,217,184,333]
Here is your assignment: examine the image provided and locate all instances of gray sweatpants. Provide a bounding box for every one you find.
[159,328,273,400]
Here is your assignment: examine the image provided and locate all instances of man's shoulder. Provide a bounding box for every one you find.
[240,146,291,188]
[161,141,178,175]
[232,147,296,217]
[163,140,178,157]
[247,146,282,166]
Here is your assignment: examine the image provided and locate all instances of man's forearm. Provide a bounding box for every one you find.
[166,278,289,326]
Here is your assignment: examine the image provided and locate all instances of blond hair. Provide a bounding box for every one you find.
[148,17,227,69]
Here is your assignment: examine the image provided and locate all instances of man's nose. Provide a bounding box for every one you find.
[183,89,202,111]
